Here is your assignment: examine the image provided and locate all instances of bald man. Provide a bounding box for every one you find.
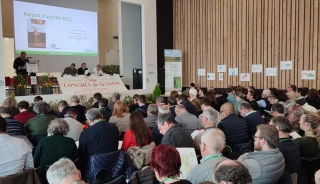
[213,160,252,184]
[217,102,249,152]
[187,128,228,183]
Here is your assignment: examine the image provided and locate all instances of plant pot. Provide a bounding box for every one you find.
[42,88,53,95]
[15,89,25,96]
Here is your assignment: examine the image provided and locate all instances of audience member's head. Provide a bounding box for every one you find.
[64,108,78,119]
[150,144,181,181]
[129,112,151,147]
[34,101,51,115]
[238,102,253,117]
[286,91,297,101]
[111,92,120,102]
[147,104,158,116]
[201,108,218,128]
[2,97,18,108]
[112,100,127,118]
[248,86,256,93]
[220,102,235,120]
[85,108,103,126]
[246,91,256,101]
[287,104,305,130]
[47,118,70,136]
[296,88,308,98]
[137,95,146,106]
[34,96,43,103]
[269,116,292,136]
[58,100,68,112]
[133,94,139,104]
[253,124,279,151]
[190,83,196,88]
[271,103,285,117]
[309,89,319,99]
[158,105,170,115]
[201,128,225,157]
[213,160,252,184]
[226,87,233,94]
[17,101,30,112]
[235,92,245,101]
[205,92,217,105]
[299,112,320,140]
[46,158,84,184]
[69,95,80,105]
[200,97,212,110]
[93,92,102,102]
[261,89,271,98]
[157,113,175,135]
[189,88,198,98]
[287,84,297,92]
[0,116,7,133]
[268,95,278,105]
[156,96,166,106]
[0,106,11,118]
[98,98,108,108]
[170,90,179,98]
[177,94,188,104]
[167,96,177,107]
[175,104,187,116]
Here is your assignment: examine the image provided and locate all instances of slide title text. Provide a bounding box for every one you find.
[24,12,72,21]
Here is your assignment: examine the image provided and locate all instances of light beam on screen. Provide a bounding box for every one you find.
[13,1,98,57]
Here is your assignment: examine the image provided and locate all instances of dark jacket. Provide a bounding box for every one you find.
[243,112,265,140]
[170,106,177,118]
[128,169,158,184]
[180,101,198,117]
[217,113,249,148]
[63,67,77,76]
[129,103,139,113]
[214,96,228,112]
[152,125,163,145]
[99,107,112,122]
[161,125,194,148]
[8,107,20,118]
[79,121,119,172]
[261,98,272,111]
[278,137,301,174]
[71,105,86,123]
[92,102,99,108]
[78,67,89,75]
[57,106,70,118]
[306,97,320,109]
[136,104,149,118]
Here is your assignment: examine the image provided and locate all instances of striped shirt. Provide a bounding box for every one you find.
[4,117,25,136]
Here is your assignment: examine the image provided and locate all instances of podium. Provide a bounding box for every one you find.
[26,61,39,95]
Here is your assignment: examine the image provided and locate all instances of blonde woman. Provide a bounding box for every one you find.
[2,97,19,117]
[109,100,131,133]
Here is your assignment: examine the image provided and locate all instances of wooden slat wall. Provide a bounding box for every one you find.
[173,0,320,89]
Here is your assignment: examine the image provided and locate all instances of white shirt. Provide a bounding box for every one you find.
[0,134,34,177]
[63,117,83,141]
[92,68,105,76]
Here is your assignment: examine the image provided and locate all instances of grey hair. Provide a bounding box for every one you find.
[85,108,102,121]
[201,128,226,152]
[112,92,120,100]
[202,108,218,125]
[46,158,79,184]
[157,113,174,125]
[175,104,186,111]
[47,118,70,135]
[69,95,80,104]
[262,89,271,97]
[148,104,158,115]
[34,101,51,114]
[158,104,170,114]
[156,96,165,103]
[189,88,198,96]
[283,100,296,113]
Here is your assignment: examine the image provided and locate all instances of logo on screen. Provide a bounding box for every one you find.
[50,44,56,49]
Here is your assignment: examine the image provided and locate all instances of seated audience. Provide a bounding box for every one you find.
[268,94,282,105]
[92,92,102,108]
[108,92,120,111]
[135,95,149,118]
[205,91,217,108]
[213,160,252,184]
[287,104,305,133]
[157,113,194,148]
[271,103,285,117]
[189,88,201,113]
[177,94,198,117]
[69,95,86,123]
[156,96,166,107]
[109,100,131,132]
[218,102,249,150]
[246,90,260,113]
[92,64,105,76]
[26,101,56,147]
[187,128,228,183]
[256,89,272,110]
[175,104,199,134]
[199,97,220,124]
[287,84,297,93]
[77,63,89,75]
[307,88,320,109]
[151,105,170,146]
[47,158,85,184]
[144,104,158,128]
[238,102,265,140]
[269,116,301,183]
[57,100,70,118]
[129,94,139,113]
[168,96,178,118]
[121,112,152,152]
[79,108,119,172]
[238,124,285,184]
[63,108,83,141]
[287,86,297,101]
[98,99,112,122]
[0,106,25,136]
[0,117,33,177]
[170,90,179,98]
[14,100,35,124]
[296,87,307,105]
[150,144,192,184]
[34,119,78,180]
[158,104,170,114]
[295,111,320,158]
[213,90,228,112]
[28,96,43,114]
[234,92,245,115]
[226,87,236,105]
[2,97,19,117]
[62,63,77,76]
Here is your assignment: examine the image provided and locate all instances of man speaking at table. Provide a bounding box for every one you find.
[13,51,30,75]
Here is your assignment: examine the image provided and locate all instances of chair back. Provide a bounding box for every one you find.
[0,169,41,184]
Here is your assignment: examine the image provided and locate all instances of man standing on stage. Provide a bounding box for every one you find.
[13,51,30,75]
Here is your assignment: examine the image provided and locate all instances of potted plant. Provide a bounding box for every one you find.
[41,75,53,95]
[152,84,161,103]
[14,74,26,96]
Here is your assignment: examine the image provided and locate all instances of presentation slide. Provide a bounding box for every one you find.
[14,1,98,56]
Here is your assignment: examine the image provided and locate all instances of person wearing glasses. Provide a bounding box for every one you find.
[238,124,285,184]
[187,128,228,184]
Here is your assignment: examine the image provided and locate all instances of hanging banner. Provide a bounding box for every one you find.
[165,50,182,92]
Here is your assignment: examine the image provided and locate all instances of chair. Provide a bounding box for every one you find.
[98,175,126,184]
[301,156,320,184]
[0,169,41,184]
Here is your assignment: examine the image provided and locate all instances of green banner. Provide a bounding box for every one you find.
[16,50,98,56]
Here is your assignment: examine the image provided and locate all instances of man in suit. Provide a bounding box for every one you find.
[167,96,178,118]
[144,104,158,128]
[13,51,30,75]
[78,63,90,75]
[175,104,198,134]
[63,63,77,76]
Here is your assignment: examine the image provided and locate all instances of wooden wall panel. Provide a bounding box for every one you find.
[173,0,320,89]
